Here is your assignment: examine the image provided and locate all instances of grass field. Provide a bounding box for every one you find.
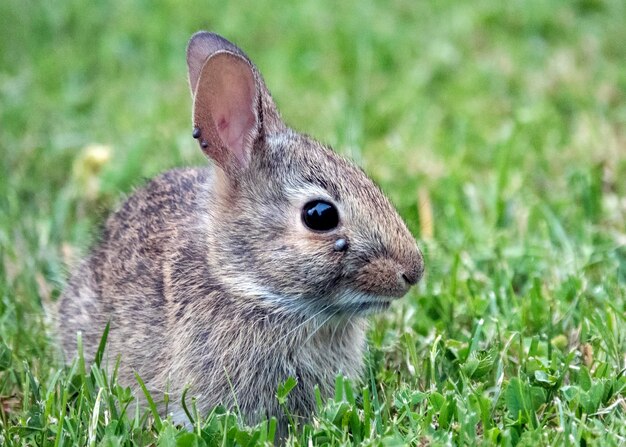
[1,0,625,445]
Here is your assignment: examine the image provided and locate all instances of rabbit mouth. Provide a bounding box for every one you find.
[331,290,395,315]
[353,300,392,313]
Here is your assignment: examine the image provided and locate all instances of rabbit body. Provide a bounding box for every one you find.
[59,32,423,429]
[60,166,367,425]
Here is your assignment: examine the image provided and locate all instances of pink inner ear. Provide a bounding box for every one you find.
[206,54,258,166]
[217,117,228,131]
[215,101,256,164]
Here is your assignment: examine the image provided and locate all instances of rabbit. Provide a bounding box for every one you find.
[58,31,424,434]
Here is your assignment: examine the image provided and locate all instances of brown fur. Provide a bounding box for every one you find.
[58,32,423,434]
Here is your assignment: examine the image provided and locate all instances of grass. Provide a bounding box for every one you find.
[1,0,625,445]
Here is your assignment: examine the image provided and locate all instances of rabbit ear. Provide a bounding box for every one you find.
[186,32,285,170]
[192,51,258,168]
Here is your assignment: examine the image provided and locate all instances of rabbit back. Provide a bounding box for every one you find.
[59,168,211,384]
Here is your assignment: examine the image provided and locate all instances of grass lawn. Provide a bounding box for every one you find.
[1,0,625,445]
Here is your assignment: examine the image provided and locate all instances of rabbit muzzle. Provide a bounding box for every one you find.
[351,245,424,301]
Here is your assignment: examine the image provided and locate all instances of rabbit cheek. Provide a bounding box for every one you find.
[291,234,347,287]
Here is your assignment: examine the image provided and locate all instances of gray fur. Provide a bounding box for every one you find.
[58,32,423,434]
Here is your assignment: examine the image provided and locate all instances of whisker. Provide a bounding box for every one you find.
[329,311,345,343]
[339,307,359,341]
[272,304,331,348]
[303,308,339,347]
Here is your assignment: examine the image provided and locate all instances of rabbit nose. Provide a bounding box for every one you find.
[399,247,424,286]
[401,271,419,286]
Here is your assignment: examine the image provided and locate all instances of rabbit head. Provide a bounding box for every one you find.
[187,32,424,317]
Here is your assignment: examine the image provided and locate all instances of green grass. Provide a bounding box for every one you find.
[1,0,625,445]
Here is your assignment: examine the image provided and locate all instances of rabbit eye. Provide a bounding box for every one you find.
[302,200,339,232]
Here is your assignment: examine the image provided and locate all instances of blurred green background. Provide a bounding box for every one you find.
[0,0,625,445]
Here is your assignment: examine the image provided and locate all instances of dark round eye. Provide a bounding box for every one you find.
[302,200,339,232]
